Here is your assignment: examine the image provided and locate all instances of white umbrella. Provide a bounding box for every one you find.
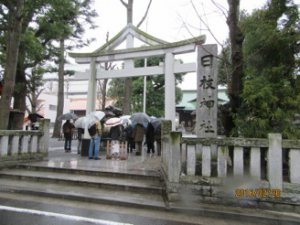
[90,111,105,121]
[105,117,122,128]
[74,116,96,129]
[120,115,131,125]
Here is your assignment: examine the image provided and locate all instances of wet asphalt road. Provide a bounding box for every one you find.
[0,197,200,225]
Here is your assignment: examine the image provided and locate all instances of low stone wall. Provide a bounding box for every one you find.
[160,120,300,212]
[0,119,50,167]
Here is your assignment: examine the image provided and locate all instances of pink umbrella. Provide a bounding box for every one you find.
[104,117,122,128]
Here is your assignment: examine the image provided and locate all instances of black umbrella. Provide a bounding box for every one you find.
[150,118,163,131]
[28,113,44,122]
[58,112,78,121]
[105,105,123,117]
[130,112,150,128]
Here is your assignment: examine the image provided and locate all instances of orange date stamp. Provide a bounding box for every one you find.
[235,188,281,198]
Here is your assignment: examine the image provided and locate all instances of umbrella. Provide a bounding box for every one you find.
[58,112,78,121]
[150,118,164,131]
[120,115,131,126]
[105,117,122,128]
[74,116,96,129]
[130,112,150,128]
[28,113,44,122]
[90,111,105,121]
[105,105,123,117]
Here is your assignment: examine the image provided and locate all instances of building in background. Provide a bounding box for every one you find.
[176,86,228,133]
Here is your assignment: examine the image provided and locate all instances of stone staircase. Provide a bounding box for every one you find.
[0,164,167,210]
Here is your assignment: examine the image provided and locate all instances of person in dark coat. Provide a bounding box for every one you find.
[146,123,155,153]
[125,124,135,153]
[154,125,161,156]
[62,120,75,152]
[110,125,122,140]
[132,123,145,156]
[77,128,84,154]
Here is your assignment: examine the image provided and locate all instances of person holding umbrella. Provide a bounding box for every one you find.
[146,122,155,154]
[105,117,123,159]
[130,112,150,156]
[88,119,102,160]
[132,123,145,156]
[62,120,75,152]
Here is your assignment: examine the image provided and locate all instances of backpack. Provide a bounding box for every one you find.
[88,124,97,137]
[63,124,71,134]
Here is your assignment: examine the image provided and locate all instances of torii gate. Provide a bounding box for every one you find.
[69,24,217,135]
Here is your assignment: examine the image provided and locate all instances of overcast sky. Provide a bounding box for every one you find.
[80,0,270,50]
[73,0,299,89]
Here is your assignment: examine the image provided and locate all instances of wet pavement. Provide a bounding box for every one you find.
[0,192,263,225]
[46,138,161,174]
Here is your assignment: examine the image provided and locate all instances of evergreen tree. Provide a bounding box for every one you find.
[235,0,300,138]
[108,56,183,117]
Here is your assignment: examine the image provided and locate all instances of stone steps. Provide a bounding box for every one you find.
[0,165,167,210]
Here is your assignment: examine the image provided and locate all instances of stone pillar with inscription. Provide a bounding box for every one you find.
[196,44,218,138]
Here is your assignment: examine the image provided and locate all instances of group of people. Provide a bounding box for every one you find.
[62,118,161,159]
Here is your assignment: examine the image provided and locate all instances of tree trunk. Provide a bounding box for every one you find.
[100,61,109,111]
[11,40,28,130]
[127,0,133,24]
[226,0,244,135]
[52,38,65,138]
[120,0,152,114]
[11,67,27,129]
[0,1,24,130]
[123,0,133,114]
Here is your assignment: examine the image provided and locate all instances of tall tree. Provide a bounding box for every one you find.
[0,0,96,130]
[0,0,24,129]
[225,0,244,136]
[52,0,97,137]
[119,0,152,114]
[11,1,50,129]
[26,67,45,114]
[235,0,300,138]
[52,38,65,137]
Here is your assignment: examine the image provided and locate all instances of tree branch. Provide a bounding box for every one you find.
[136,0,152,28]
[211,0,228,19]
[120,0,128,7]
[190,0,224,48]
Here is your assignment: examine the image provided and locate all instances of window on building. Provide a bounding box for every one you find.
[49,104,57,111]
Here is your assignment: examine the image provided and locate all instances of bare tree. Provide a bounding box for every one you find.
[96,32,116,110]
[226,0,244,111]
[136,0,152,28]
[188,0,243,135]
[119,0,153,114]
[188,0,231,85]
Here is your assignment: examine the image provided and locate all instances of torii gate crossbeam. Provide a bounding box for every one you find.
[69,35,205,131]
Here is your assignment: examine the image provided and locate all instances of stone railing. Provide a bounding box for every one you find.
[0,119,50,167]
[160,120,300,210]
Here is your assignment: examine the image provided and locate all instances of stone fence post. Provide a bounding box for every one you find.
[160,120,182,201]
[39,119,50,153]
[268,133,282,190]
[168,132,182,183]
[161,120,172,174]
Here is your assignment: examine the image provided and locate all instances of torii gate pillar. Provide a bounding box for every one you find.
[86,58,97,114]
[164,52,176,130]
